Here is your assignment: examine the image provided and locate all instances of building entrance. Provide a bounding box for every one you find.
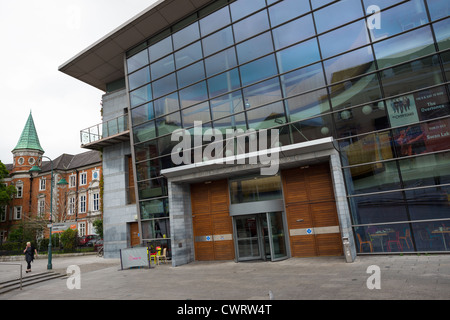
[234,212,287,262]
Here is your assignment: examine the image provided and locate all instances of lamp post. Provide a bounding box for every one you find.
[29,157,68,270]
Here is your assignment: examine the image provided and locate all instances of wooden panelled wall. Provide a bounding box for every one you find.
[191,179,235,261]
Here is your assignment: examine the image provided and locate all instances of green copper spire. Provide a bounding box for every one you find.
[13,112,44,152]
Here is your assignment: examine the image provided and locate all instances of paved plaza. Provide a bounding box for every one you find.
[1,253,449,300]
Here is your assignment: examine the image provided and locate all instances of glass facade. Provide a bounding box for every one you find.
[125,0,450,255]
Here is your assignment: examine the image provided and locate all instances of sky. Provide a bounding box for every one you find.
[0,0,158,165]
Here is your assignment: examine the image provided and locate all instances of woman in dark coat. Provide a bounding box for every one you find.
[23,242,38,273]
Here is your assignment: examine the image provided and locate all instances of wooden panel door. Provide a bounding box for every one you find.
[191,180,234,261]
[130,222,140,247]
[282,163,343,257]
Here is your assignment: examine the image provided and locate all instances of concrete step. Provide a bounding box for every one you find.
[0,271,65,294]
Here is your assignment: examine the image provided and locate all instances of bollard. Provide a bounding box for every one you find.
[342,237,353,263]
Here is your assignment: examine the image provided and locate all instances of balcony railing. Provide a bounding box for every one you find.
[80,114,130,150]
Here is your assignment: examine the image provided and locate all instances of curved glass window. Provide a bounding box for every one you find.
[242,77,282,110]
[138,178,167,200]
[179,81,208,109]
[311,0,333,10]
[229,0,266,22]
[128,67,150,91]
[133,120,156,144]
[200,6,231,37]
[236,32,273,64]
[150,54,175,80]
[210,90,244,120]
[272,14,315,50]
[154,93,179,118]
[132,103,154,126]
[289,114,333,143]
[233,10,270,43]
[276,39,320,74]
[152,73,177,99]
[246,101,285,130]
[127,50,149,74]
[314,0,364,34]
[149,36,173,63]
[177,61,205,89]
[267,0,311,27]
[130,85,152,108]
[374,26,435,70]
[207,68,241,99]
[175,41,202,69]
[155,112,182,137]
[202,26,234,57]
[182,102,211,128]
[213,112,247,133]
[205,47,237,77]
[286,89,329,123]
[140,198,169,220]
[369,0,428,41]
[134,140,158,162]
[173,22,200,50]
[319,19,369,59]
[240,54,278,86]
[433,18,450,50]
[323,46,375,85]
[136,159,161,181]
[280,63,325,98]
[426,0,450,21]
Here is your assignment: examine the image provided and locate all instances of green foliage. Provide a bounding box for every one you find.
[0,161,16,206]
[93,219,103,238]
[60,228,78,251]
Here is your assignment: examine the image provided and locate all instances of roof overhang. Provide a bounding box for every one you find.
[58,0,214,91]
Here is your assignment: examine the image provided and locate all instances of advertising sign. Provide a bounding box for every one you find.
[120,247,150,270]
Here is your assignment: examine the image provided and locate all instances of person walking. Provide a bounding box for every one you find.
[23,242,38,273]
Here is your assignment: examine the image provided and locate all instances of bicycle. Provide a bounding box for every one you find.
[97,246,104,257]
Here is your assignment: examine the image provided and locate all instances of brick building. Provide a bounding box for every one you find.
[0,113,103,242]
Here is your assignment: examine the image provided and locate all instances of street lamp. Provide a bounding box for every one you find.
[29,157,68,270]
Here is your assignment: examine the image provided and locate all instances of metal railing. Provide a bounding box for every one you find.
[0,263,22,290]
[80,114,129,145]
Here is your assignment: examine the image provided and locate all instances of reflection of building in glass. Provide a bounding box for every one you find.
[60,0,450,263]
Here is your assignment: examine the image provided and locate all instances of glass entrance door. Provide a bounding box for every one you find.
[234,212,287,262]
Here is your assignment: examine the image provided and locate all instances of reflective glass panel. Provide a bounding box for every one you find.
[242,77,282,110]
[368,0,428,41]
[268,0,311,27]
[276,39,320,74]
[311,0,333,9]
[213,112,247,133]
[344,160,401,195]
[427,0,450,21]
[240,54,278,86]
[411,220,450,252]
[230,175,282,204]
[319,19,369,59]
[280,63,325,98]
[150,54,175,80]
[128,67,150,91]
[236,32,273,64]
[329,73,382,111]
[133,121,156,144]
[152,73,177,99]
[154,93,179,118]
[314,0,364,34]
[136,159,161,181]
[339,131,394,166]
[286,89,329,122]
[202,26,234,57]
[156,112,182,137]
[179,81,208,109]
[134,140,158,162]
[205,47,237,77]
[199,6,231,36]
[272,14,315,50]
[374,26,435,69]
[149,36,173,63]
[406,186,450,221]
[229,0,266,21]
[381,55,443,98]
[362,0,404,10]
[433,18,450,50]
[182,102,211,128]
[132,103,154,126]
[138,178,167,199]
[177,61,205,88]
[127,50,149,74]
[173,22,200,50]
[289,114,333,143]
[210,90,244,119]
[323,46,375,85]
[130,85,152,108]
[400,152,450,189]
[246,101,286,129]
[140,198,169,220]
[233,10,270,43]
[207,68,241,99]
[175,41,203,69]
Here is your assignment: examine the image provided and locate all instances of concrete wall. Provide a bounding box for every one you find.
[101,89,138,259]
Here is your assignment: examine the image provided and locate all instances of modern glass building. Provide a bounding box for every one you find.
[61,0,450,264]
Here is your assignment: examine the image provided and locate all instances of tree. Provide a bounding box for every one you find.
[93,219,103,239]
[0,161,16,206]
[60,228,78,251]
